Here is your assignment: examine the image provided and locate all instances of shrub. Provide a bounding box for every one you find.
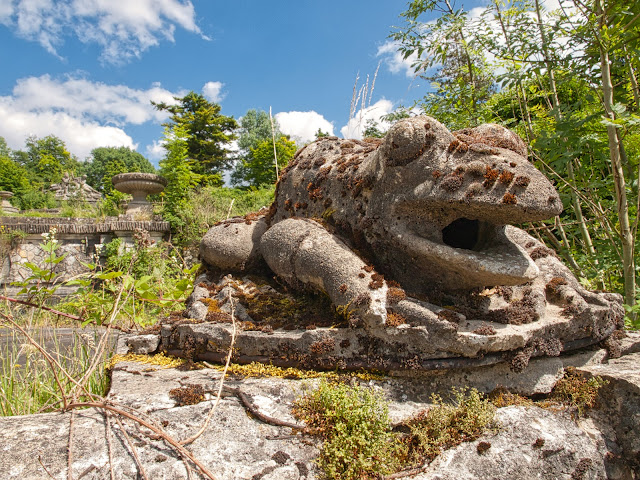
[551,371,608,416]
[404,388,497,463]
[292,380,404,480]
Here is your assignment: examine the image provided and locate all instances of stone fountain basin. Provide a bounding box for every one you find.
[112,173,167,196]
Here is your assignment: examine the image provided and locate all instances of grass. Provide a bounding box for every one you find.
[0,327,112,416]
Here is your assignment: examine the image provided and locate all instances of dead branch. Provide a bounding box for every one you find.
[66,401,218,480]
[67,411,74,480]
[383,466,427,479]
[179,289,238,446]
[224,386,303,430]
[113,416,150,480]
[0,294,83,322]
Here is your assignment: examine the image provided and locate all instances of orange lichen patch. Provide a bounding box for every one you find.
[309,187,324,201]
[437,308,460,323]
[530,246,557,260]
[546,276,568,296]
[477,441,491,454]
[386,287,407,305]
[169,384,205,406]
[514,175,530,187]
[339,283,348,293]
[483,166,500,188]
[369,273,384,290]
[502,193,517,204]
[498,170,514,185]
[473,324,497,335]
[309,337,336,355]
[386,312,408,327]
[432,170,442,179]
[206,311,233,323]
[362,265,375,273]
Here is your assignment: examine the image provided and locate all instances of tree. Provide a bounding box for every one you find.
[0,138,30,204]
[315,128,330,139]
[391,0,496,129]
[233,136,297,187]
[84,146,155,196]
[152,92,237,185]
[237,109,275,152]
[232,109,296,186]
[13,135,79,186]
[363,119,385,138]
[159,123,202,230]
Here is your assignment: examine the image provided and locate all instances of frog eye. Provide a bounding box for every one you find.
[382,116,452,167]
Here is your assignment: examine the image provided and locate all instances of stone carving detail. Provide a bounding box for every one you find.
[49,173,102,204]
[192,116,623,371]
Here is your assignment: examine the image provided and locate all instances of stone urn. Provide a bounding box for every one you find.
[0,191,18,214]
[112,173,167,216]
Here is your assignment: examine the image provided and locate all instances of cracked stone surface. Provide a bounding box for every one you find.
[1,342,639,479]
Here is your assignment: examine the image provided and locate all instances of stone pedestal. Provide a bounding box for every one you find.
[111,173,167,218]
[0,191,18,213]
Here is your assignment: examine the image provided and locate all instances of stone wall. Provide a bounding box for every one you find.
[0,216,170,295]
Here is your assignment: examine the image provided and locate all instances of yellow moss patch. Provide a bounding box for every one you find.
[108,352,186,370]
[206,360,385,382]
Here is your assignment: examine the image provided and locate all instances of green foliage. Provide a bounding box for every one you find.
[233,136,296,187]
[161,185,275,247]
[236,109,276,152]
[152,91,237,183]
[0,156,30,204]
[158,123,203,231]
[232,109,296,187]
[293,380,404,480]
[11,228,68,303]
[391,0,497,128]
[363,119,385,138]
[17,135,80,186]
[83,146,155,212]
[552,372,608,416]
[404,388,496,463]
[315,128,330,139]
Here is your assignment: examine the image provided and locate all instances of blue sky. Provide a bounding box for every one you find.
[0,0,438,164]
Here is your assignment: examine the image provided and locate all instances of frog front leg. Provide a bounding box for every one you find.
[260,218,388,329]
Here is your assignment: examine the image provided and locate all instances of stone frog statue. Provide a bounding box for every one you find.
[196,116,623,366]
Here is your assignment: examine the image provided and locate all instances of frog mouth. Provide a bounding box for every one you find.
[392,218,539,289]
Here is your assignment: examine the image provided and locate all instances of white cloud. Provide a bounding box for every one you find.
[0,74,187,160]
[145,139,166,161]
[275,111,334,144]
[11,74,180,126]
[377,41,419,78]
[0,1,15,24]
[340,99,394,140]
[5,0,205,64]
[202,81,224,103]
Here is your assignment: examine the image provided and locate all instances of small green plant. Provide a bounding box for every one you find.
[11,227,68,303]
[551,371,608,416]
[404,388,497,464]
[292,380,404,480]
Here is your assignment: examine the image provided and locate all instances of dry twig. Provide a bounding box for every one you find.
[180,289,238,446]
[113,415,150,480]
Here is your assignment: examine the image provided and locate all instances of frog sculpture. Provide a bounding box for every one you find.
[183,116,622,371]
